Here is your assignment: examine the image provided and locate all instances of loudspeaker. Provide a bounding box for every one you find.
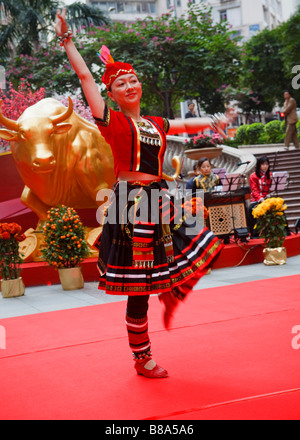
[208,203,247,235]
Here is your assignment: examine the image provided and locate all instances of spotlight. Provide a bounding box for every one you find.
[234,227,249,243]
[294,218,300,234]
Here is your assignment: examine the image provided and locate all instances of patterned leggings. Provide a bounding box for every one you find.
[126,295,152,361]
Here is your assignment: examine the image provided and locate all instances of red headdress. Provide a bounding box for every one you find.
[98,45,137,89]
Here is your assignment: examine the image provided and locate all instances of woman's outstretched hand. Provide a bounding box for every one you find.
[214,107,238,139]
[54,8,68,36]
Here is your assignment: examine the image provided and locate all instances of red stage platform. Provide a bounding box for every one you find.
[17,234,300,287]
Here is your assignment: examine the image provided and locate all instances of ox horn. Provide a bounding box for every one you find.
[51,96,73,125]
[0,100,18,131]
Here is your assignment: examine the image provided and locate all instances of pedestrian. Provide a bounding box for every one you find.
[282,91,299,150]
[54,8,235,378]
[185,101,197,119]
[185,101,198,138]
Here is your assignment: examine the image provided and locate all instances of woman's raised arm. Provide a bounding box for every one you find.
[54,8,105,119]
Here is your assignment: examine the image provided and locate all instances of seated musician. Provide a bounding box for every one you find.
[248,156,272,236]
[191,157,220,193]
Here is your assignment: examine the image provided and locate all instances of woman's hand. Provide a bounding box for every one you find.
[213,107,237,139]
[54,8,68,37]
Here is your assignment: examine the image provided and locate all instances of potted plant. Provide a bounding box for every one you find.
[252,197,288,266]
[184,133,224,160]
[0,222,26,298]
[42,205,90,290]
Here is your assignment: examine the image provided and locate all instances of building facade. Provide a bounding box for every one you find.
[206,0,284,39]
[87,0,158,22]
[86,0,298,41]
[167,0,285,40]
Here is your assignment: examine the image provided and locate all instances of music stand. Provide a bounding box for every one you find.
[220,173,244,243]
[222,173,241,192]
[269,171,288,195]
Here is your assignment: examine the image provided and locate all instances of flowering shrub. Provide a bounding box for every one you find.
[0,79,45,152]
[252,197,287,248]
[0,223,26,279]
[58,95,94,123]
[185,133,223,150]
[42,206,90,268]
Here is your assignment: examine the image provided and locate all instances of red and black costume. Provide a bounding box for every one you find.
[93,105,223,361]
[92,49,223,364]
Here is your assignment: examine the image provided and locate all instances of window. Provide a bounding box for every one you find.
[220,10,227,21]
[149,2,155,13]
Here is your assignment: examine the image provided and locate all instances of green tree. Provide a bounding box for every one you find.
[280,5,300,104]
[220,85,263,123]
[0,0,109,59]
[78,3,241,117]
[241,27,288,113]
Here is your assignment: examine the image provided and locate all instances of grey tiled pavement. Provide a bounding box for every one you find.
[0,255,299,319]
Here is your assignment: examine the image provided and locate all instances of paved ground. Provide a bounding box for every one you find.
[1,255,299,319]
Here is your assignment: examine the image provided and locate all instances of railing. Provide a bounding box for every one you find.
[163,135,256,185]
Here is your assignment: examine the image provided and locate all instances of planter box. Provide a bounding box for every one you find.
[184,147,223,161]
[58,266,84,291]
[1,277,25,298]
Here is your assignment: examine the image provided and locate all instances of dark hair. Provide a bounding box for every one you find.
[256,156,271,179]
[197,157,211,168]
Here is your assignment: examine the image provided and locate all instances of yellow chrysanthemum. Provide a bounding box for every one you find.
[252,197,286,218]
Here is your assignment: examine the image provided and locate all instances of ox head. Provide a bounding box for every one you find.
[0,97,73,173]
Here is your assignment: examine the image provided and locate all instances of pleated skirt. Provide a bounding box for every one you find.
[94,180,223,299]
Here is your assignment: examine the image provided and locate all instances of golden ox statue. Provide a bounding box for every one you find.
[0,97,117,260]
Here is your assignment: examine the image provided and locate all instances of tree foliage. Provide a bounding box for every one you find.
[5,2,241,117]
[239,6,300,112]
[5,2,300,118]
[78,3,241,116]
[241,27,288,112]
[0,0,109,59]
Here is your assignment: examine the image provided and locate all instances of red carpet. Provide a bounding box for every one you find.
[1,275,300,420]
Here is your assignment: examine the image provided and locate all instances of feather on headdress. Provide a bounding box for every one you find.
[97,45,115,65]
[98,45,137,89]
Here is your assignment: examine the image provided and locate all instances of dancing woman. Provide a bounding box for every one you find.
[54,9,235,378]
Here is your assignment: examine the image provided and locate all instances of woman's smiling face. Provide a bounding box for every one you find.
[108,73,142,109]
